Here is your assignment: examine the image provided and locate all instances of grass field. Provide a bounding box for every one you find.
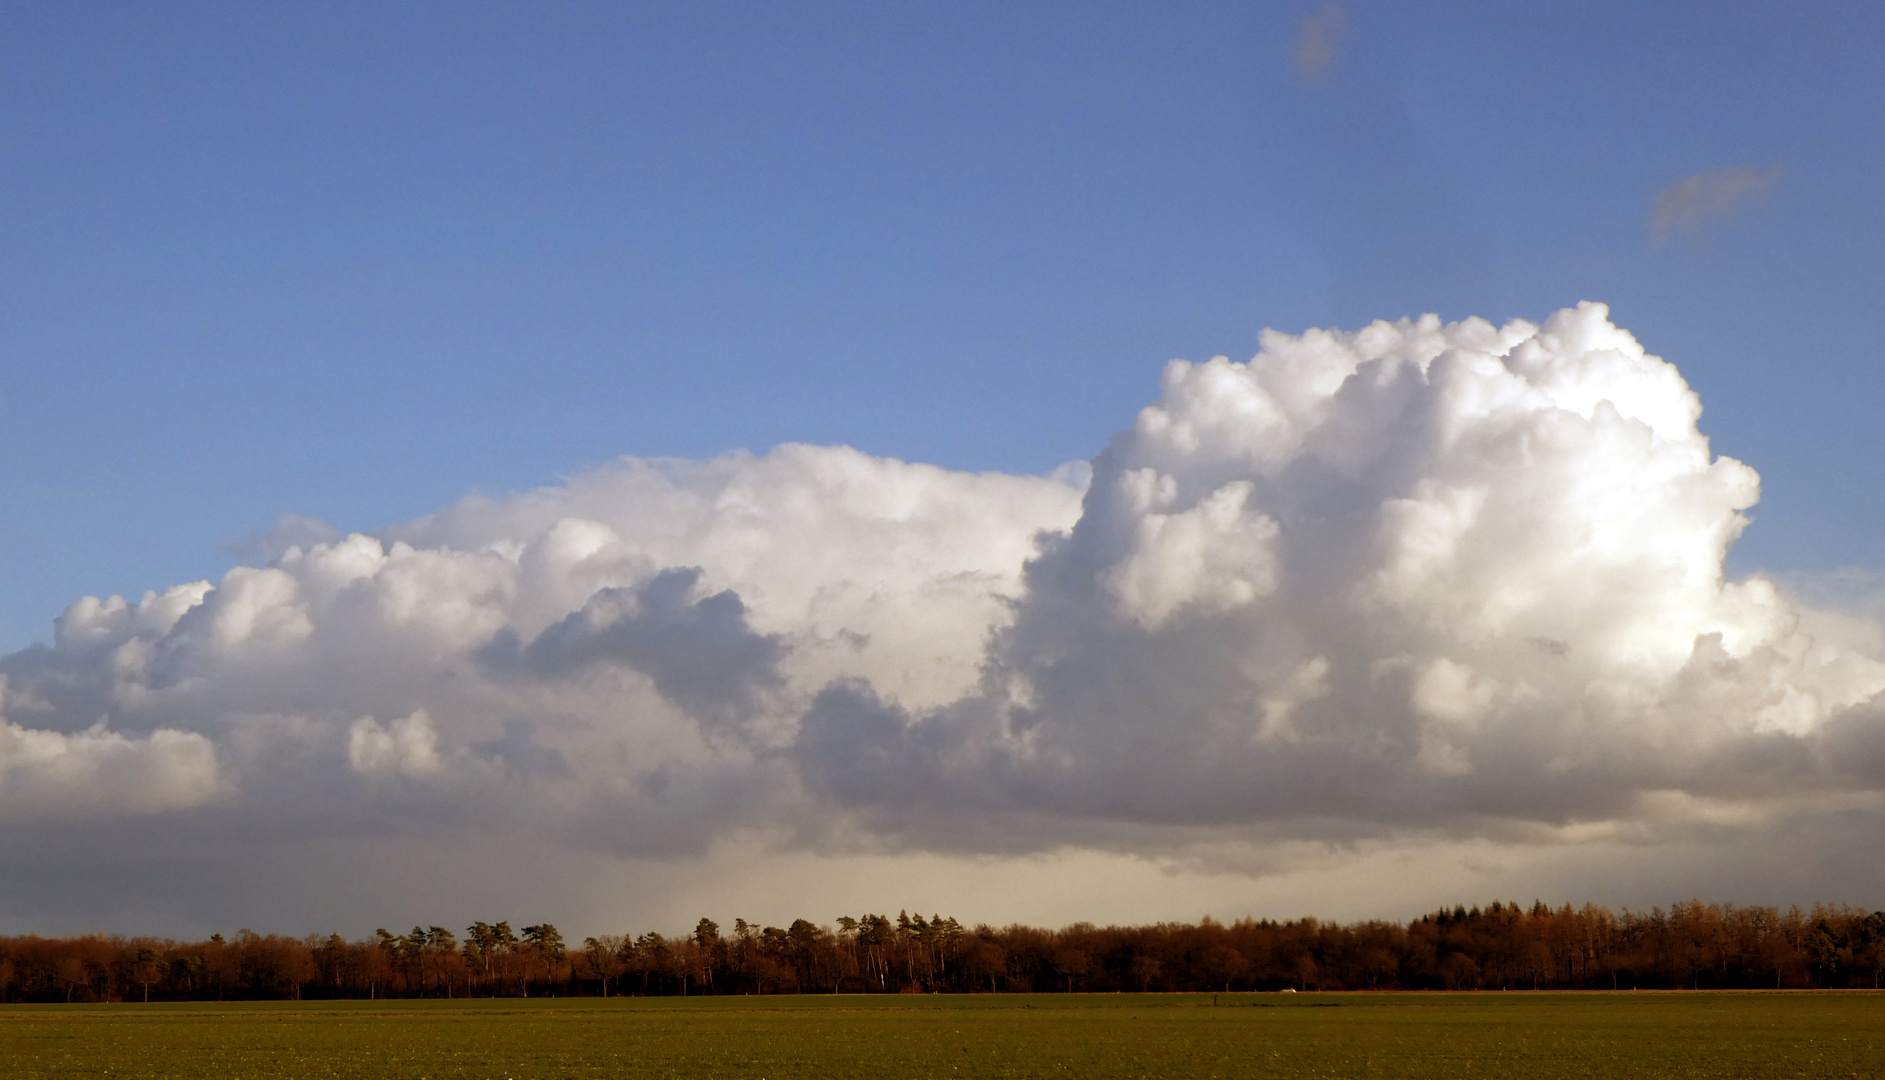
[2,992,1881,1079]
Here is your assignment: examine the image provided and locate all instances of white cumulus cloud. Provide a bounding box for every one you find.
[349,710,444,777]
[5,304,1885,931]
[797,302,1885,844]
[0,679,222,820]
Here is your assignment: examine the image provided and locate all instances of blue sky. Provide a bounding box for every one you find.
[3,0,1881,653]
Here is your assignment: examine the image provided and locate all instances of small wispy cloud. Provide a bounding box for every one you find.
[1293,4,1347,80]
[1650,165,1783,243]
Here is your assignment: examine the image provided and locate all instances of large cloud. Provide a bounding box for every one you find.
[5,304,1885,931]
[797,303,1885,851]
[0,445,1083,862]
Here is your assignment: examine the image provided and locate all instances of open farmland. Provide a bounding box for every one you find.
[2,992,1882,1079]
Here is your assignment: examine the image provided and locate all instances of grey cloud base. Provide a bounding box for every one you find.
[4,304,1883,931]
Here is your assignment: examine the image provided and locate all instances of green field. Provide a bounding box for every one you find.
[2,992,1881,1079]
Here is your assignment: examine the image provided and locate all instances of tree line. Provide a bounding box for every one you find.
[4,899,1884,1002]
